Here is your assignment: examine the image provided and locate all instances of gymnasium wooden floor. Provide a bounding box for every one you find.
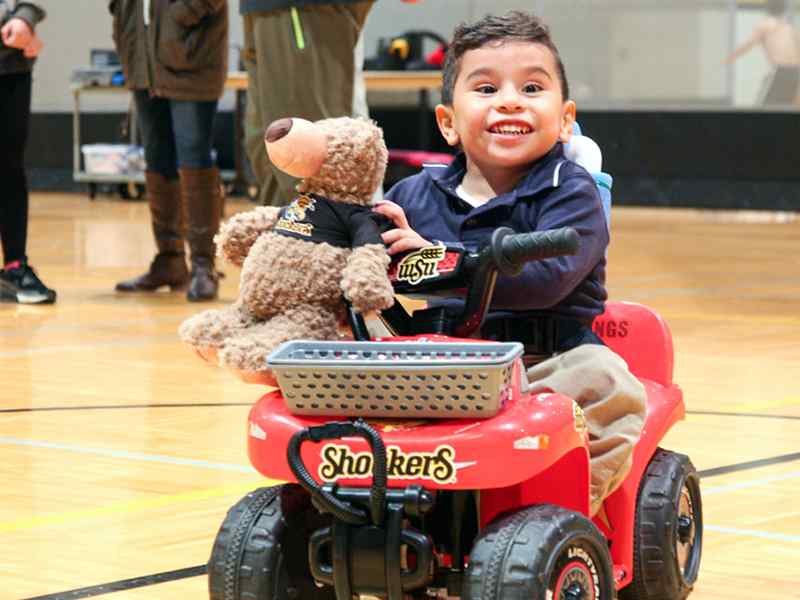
[2,192,799,599]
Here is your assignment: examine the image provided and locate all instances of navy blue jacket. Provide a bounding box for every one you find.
[385,143,609,323]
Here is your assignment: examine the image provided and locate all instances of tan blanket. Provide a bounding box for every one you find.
[526,344,647,515]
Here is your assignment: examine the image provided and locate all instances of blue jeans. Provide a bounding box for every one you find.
[133,91,218,178]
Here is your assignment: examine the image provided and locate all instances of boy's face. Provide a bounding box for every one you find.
[436,41,576,174]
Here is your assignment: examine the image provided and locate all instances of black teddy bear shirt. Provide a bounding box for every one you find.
[274,193,390,249]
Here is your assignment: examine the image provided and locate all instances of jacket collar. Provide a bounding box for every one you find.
[425,143,568,202]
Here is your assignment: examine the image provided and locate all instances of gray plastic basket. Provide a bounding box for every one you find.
[267,340,523,419]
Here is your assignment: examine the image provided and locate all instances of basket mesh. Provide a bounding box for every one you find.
[268,341,523,418]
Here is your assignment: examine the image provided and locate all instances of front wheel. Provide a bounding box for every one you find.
[463,504,616,600]
[619,448,703,600]
[208,484,335,600]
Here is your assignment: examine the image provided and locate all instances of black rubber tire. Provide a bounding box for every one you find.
[463,504,616,600]
[208,484,335,600]
[619,448,703,600]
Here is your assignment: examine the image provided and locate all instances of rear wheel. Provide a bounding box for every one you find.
[208,484,334,600]
[620,448,703,600]
[463,504,615,600]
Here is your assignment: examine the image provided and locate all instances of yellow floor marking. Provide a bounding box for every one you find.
[0,479,279,533]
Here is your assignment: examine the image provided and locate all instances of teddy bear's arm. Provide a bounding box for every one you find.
[341,243,395,314]
[215,206,281,267]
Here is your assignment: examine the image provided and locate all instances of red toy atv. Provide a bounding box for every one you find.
[207,227,702,600]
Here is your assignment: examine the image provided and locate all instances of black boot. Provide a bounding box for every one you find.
[187,256,218,302]
[115,252,189,292]
[181,167,221,302]
[115,172,189,292]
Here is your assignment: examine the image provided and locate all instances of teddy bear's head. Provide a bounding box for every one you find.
[265,116,388,206]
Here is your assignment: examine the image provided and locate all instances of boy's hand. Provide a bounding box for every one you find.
[2,18,33,50]
[23,34,43,58]
[373,201,430,255]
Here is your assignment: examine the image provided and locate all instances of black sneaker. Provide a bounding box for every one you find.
[0,260,57,304]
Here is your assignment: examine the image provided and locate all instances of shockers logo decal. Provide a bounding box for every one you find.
[276,194,316,237]
[396,245,447,285]
[318,444,459,484]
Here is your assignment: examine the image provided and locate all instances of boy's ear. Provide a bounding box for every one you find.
[559,100,577,144]
[435,104,460,147]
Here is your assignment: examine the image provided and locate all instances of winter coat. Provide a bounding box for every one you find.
[109,0,228,101]
[0,1,45,75]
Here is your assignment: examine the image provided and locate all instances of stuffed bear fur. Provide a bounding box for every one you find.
[179,117,394,383]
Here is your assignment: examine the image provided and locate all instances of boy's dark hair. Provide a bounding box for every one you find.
[441,10,570,105]
[766,0,787,16]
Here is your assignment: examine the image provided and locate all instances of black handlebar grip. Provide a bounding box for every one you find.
[492,227,581,276]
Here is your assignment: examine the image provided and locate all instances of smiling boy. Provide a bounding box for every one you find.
[375,10,608,351]
[375,11,645,515]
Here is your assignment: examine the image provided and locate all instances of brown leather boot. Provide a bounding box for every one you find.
[115,172,189,292]
[181,167,222,302]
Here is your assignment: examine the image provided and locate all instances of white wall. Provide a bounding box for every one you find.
[30,0,243,113]
[26,0,784,113]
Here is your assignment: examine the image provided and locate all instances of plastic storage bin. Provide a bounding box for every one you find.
[81,144,143,175]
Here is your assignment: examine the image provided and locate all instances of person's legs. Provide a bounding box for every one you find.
[763,67,797,106]
[244,11,297,206]
[246,2,373,207]
[764,66,800,105]
[526,344,647,516]
[171,98,222,301]
[0,72,31,266]
[115,91,189,292]
[0,72,56,304]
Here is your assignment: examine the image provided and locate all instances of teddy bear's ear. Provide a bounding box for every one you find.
[264,118,328,178]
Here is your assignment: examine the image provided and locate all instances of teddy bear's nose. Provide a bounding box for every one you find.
[265,118,293,143]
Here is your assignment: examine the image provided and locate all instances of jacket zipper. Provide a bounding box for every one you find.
[290,7,305,51]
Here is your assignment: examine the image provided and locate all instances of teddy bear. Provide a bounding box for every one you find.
[178,116,395,384]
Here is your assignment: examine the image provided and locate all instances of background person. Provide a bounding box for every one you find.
[240,0,373,207]
[0,0,55,305]
[725,0,800,106]
[240,0,419,207]
[109,0,228,301]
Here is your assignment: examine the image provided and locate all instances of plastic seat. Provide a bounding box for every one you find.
[593,301,675,386]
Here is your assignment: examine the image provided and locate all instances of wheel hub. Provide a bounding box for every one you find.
[676,484,697,571]
[554,559,595,600]
[564,581,587,599]
[678,515,694,543]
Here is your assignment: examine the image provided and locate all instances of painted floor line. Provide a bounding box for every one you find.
[702,470,800,496]
[698,452,800,478]
[705,524,800,543]
[0,480,267,533]
[0,436,254,473]
[22,565,207,600]
[688,410,800,421]
[0,313,185,339]
[0,334,179,358]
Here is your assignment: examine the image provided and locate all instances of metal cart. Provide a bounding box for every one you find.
[72,82,236,200]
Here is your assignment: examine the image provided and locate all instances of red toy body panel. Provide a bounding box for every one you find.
[243,302,690,594]
[248,359,589,491]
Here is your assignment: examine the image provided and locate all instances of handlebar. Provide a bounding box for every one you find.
[492,227,580,276]
[376,226,581,340]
